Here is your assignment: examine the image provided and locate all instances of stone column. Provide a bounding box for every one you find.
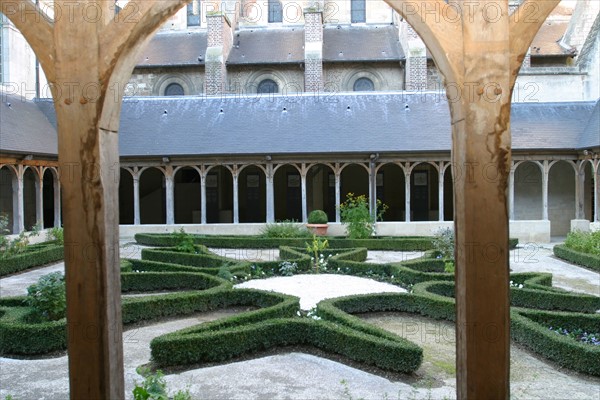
[200,172,207,224]
[542,160,550,220]
[266,164,275,223]
[439,163,445,222]
[508,164,515,220]
[575,162,586,219]
[301,165,308,223]
[205,13,233,95]
[304,9,324,93]
[35,170,44,228]
[233,166,240,224]
[53,172,61,228]
[595,161,600,223]
[13,166,24,234]
[165,167,175,225]
[133,173,140,226]
[405,164,411,222]
[335,169,341,223]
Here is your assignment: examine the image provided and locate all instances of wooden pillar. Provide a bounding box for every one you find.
[450,3,511,395]
[0,1,193,398]
[383,0,560,398]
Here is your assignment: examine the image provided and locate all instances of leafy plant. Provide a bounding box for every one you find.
[133,367,191,400]
[0,218,42,259]
[278,261,298,276]
[549,326,600,346]
[25,272,66,321]
[261,220,311,238]
[173,228,196,253]
[217,265,233,281]
[306,234,329,273]
[46,227,64,245]
[307,210,328,225]
[432,228,455,273]
[338,193,387,239]
[564,230,600,256]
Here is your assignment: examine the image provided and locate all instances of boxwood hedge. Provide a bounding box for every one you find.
[0,243,64,277]
[151,316,423,373]
[511,309,600,376]
[554,244,600,272]
[135,233,435,251]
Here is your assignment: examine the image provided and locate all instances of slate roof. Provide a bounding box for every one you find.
[19,94,598,158]
[0,94,57,156]
[531,21,572,56]
[228,28,305,65]
[323,25,403,62]
[136,20,568,69]
[136,30,208,67]
[579,100,600,149]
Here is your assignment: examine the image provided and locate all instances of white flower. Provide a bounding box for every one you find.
[519,284,523,289]
[296,311,301,317]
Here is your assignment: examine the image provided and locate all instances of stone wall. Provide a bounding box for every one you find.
[323,62,404,92]
[128,67,205,96]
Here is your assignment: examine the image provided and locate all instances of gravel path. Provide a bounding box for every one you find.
[1,241,599,399]
[236,274,406,310]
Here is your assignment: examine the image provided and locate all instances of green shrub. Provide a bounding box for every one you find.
[134,233,436,251]
[554,244,600,272]
[0,243,64,277]
[46,227,64,245]
[339,193,387,239]
[564,230,600,256]
[24,272,66,321]
[173,228,196,253]
[260,220,311,238]
[133,368,192,400]
[307,210,328,224]
[511,309,600,376]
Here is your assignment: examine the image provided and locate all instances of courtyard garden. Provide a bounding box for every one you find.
[0,222,599,399]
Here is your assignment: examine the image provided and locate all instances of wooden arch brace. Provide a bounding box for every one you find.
[1,0,559,398]
[384,0,560,398]
[0,1,193,399]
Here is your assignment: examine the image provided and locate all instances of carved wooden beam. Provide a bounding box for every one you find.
[0,0,56,84]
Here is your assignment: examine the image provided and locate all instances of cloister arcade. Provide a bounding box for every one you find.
[3,156,597,239]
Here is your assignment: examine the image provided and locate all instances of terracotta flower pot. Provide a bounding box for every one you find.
[306,224,328,236]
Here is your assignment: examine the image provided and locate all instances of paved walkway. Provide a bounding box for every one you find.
[0,240,598,399]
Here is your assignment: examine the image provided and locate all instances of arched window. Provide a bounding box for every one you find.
[257,79,278,94]
[164,83,184,96]
[353,77,374,92]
